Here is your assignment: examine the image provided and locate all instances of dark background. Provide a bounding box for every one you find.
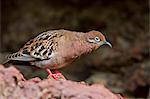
[0,0,149,98]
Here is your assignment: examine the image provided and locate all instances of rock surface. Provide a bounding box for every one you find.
[0,64,123,99]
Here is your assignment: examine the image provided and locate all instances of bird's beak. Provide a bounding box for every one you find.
[103,40,112,48]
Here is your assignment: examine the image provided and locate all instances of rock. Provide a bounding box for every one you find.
[0,64,123,99]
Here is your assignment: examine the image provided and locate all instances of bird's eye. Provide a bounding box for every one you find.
[94,36,100,42]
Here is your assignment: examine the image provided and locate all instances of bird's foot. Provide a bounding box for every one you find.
[49,73,66,80]
[46,68,66,80]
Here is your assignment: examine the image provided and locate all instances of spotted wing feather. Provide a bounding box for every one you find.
[7,30,63,61]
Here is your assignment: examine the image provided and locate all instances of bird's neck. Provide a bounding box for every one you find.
[58,33,95,62]
[80,41,95,54]
[74,33,95,55]
[70,40,93,57]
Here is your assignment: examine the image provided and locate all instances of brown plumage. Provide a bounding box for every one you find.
[6,29,112,80]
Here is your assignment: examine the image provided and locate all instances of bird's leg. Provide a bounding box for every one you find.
[53,69,66,80]
[46,68,66,80]
[46,68,53,75]
[46,68,58,80]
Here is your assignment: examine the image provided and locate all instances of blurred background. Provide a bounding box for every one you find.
[0,0,149,98]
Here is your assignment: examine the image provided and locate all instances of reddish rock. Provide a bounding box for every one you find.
[0,65,123,99]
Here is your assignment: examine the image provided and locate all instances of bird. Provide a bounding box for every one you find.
[5,29,112,80]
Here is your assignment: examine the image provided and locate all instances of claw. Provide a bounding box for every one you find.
[46,68,66,80]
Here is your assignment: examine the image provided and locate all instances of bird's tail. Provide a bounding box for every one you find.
[2,53,17,66]
[2,59,13,67]
[2,59,10,65]
[2,53,32,67]
[2,53,12,66]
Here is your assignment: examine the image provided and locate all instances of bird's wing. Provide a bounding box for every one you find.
[7,30,64,61]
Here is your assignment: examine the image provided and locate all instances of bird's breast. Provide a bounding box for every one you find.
[32,39,94,69]
[57,40,93,63]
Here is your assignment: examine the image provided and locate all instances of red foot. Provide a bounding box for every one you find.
[54,69,61,74]
[46,68,65,80]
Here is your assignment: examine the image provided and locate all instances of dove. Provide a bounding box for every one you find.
[6,29,112,80]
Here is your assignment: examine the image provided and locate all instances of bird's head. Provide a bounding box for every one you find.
[85,30,112,49]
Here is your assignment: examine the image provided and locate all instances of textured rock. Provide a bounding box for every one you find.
[0,64,123,99]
